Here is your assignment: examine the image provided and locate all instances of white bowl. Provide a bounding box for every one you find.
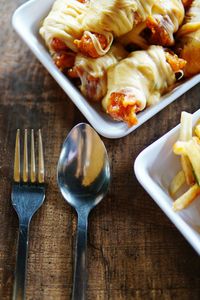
[12,0,200,138]
[134,109,200,255]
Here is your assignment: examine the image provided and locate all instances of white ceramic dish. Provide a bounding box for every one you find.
[134,109,200,255]
[12,0,200,139]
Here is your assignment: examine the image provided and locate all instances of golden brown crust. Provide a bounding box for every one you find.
[54,52,76,70]
[74,32,108,58]
[146,15,173,46]
[165,52,187,73]
[51,37,69,51]
[107,92,139,126]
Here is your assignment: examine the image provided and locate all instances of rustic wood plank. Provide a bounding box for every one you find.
[0,1,200,299]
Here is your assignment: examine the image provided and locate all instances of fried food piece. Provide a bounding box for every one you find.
[74,32,108,58]
[146,15,174,46]
[119,0,184,49]
[169,170,186,196]
[145,0,185,46]
[176,0,200,77]
[69,66,101,100]
[39,0,87,53]
[51,37,69,51]
[107,92,140,126]
[54,52,76,70]
[76,0,155,56]
[181,0,193,9]
[165,52,187,73]
[173,184,200,211]
[179,44,200,77]
[50,38,76,70]
[81,0,154,38]
[102,46,186,126]
[68,43,127,101]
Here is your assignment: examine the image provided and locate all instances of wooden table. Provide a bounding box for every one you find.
[1,1,200,299]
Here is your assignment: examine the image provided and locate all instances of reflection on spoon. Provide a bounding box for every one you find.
[57,123,110,300]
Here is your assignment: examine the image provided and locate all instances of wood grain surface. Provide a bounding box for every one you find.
[1,1,200,299]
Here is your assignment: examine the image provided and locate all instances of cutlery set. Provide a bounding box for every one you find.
[12,124,110,300]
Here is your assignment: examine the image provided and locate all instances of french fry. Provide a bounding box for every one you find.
[183,139,200,185]
[180,155,195,186]
[171,113,200,211]
[173,184,200,211]
[195,124,200,139]
[179,112,195,185]
[179,112,192,141]
[173,139,200,185]
[169,170,185,196]
[173,141,187,155]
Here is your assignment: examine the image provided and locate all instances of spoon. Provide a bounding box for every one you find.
[57,123,110,300]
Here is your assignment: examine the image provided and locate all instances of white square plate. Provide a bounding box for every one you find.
[134,109,200,254]
[12,0,200,138]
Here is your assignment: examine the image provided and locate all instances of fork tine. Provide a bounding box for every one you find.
[14,129,20,182]
[12,130,46,300]
[38,129,44,183]
[23,129,28,182]
[31,129,36,183]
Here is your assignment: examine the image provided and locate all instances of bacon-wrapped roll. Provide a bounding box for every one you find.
[102,46,186,126]
[120,0,185,49]
[68,44,127,101]
[39,0,88,69]
[176,0,200,77]
[74,0,155,57]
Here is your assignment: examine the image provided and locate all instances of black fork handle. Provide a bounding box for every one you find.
[13,223,29,300]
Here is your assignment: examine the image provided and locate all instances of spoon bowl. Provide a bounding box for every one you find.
[57,123,110,300]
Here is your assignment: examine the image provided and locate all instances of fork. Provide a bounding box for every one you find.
[12,129,45,300]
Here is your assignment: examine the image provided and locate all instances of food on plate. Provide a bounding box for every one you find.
[74,31,113,58]
[176,111,195,185]
[181,0,194,9]
[40,0,200,127]
[169,112,200,211]
[75,0,155,57]
[118,22,149,50]
[145,0,184,46]
[169,170,186,196]
[176,0,200,77]
[172,183,200,211]
[39,0,88,59]
[68,43,127,101]
[102,46,186,126]
[120,0,185,49]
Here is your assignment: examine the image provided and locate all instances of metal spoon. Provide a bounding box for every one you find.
[57,123,110,300]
